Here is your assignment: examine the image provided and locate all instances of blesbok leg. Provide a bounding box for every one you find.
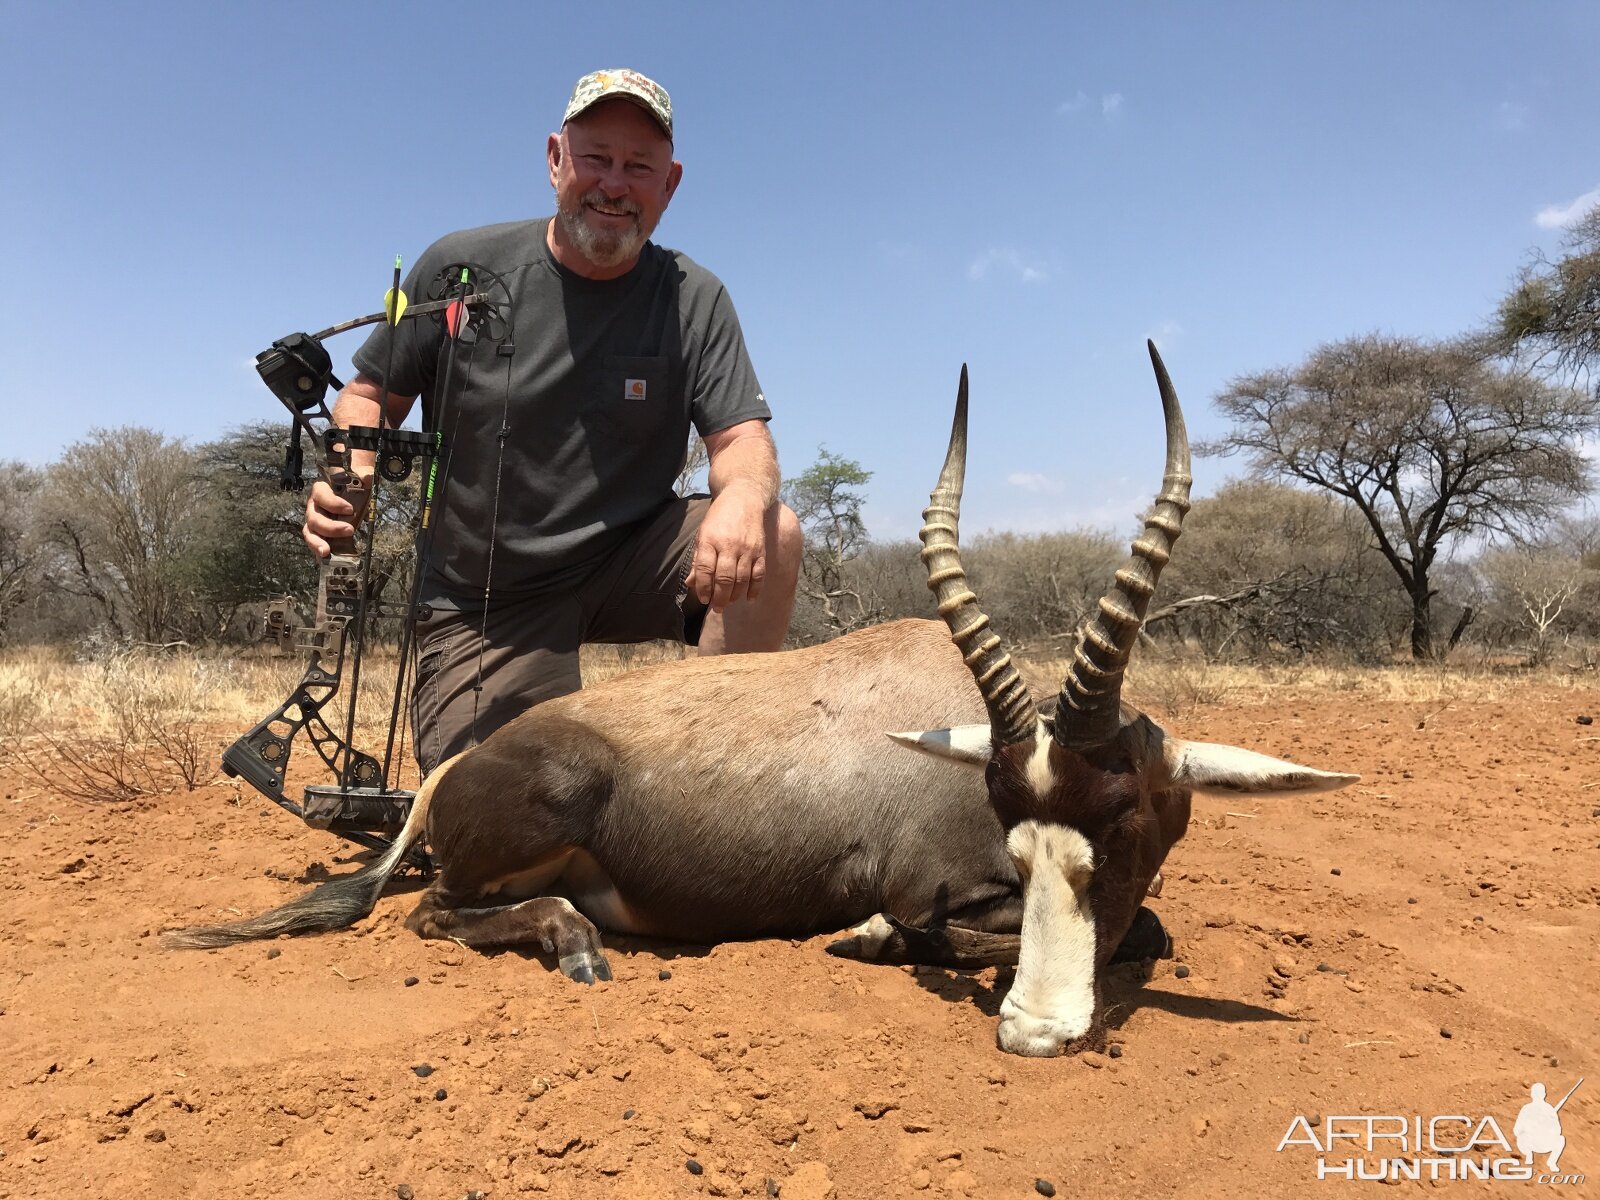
[826,904,1170,969]
[405,890,612,983]
[825,893,1024,968]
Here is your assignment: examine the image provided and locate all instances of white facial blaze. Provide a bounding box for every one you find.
[1023,721,1055,798]
[997,820,1098,1057]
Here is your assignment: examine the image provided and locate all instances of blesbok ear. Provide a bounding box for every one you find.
[886,725,993,766]
[1166,739,1358,795]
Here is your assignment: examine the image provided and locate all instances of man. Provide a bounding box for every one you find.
[301,68,802,774]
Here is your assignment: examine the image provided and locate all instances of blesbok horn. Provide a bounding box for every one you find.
[919,365,1038,745]
[1054,340,1192,750]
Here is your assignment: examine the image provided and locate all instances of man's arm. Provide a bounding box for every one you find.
[300,374,419,558]
[687,419,781,611]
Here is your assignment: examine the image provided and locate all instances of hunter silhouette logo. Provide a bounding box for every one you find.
[1277,1077,1585,1184]
[625,378,647,400]
[1516,1080,1582,1172]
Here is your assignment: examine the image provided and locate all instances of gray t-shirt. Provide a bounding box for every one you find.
[352,217,769,605]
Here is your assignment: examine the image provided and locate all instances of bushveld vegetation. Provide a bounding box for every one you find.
[2,206,1597,803]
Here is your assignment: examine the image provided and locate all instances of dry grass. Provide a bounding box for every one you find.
[1011,646,1596,721]
[2,637,1591,800]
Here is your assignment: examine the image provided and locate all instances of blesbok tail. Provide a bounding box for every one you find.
[161,754,461,950]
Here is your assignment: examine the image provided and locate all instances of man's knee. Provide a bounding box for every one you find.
[767,502,803,590]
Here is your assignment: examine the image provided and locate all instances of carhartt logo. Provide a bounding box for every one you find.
[1276,1076,1585,1184]
[625,378,647,400]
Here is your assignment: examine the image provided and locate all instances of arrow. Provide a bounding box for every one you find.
[445,267,471,338]
[383,254,407,325]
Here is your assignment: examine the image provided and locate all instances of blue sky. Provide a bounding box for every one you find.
[4,1,1597,541]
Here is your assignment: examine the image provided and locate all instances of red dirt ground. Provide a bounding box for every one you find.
[2,686,1597,1198]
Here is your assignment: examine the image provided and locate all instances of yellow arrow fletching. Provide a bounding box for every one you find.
[384,287,409,325]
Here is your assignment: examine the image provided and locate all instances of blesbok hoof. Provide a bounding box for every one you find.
[1108,906,1172,964]
[558,950,613,985]
[825,913,898,961]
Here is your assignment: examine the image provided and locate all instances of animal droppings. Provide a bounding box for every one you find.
[1407,897,1418,904]
[659,969,673,981]
[1439,1028,1453,1039]
[1035,1180,1057,1197]
[434,1088,448,1101]
[1330,867,1342,876]
[395,1186,414,1200]
[686,1158,704,1175]
[1576,715,1593,725]
[403,976,419,987]
[1108,1044,1124,1059]
[266,948,281,960]
[412,1064,433,1078]
[1174,964,1191,979]
[623,1108,635,1120]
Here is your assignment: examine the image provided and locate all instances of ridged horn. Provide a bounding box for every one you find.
[920,365,1038,745]
[1055,341,1192,750]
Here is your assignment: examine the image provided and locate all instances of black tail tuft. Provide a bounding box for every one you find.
[161,853,398,949]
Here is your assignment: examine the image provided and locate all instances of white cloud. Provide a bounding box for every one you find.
[1147,320,1184,352]
[968,247,1048,284]
[1535,184,1600,230]
[1057,90,1125,122]
[1496,100,1529,132]
[1008,471,1064,494]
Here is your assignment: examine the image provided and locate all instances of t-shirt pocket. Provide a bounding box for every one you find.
[593,354,671,443]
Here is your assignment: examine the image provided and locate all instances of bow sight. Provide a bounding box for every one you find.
[220,284,489,860]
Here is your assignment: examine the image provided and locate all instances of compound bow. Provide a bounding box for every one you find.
[220,262,504,858]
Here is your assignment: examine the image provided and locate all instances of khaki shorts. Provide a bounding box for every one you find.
[410,495,710,773]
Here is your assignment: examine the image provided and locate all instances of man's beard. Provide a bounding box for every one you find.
[556,190,651,269]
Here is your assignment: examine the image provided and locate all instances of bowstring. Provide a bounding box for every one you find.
[383,269,478,789]
[470,346,515,747]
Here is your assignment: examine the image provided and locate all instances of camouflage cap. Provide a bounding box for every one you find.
[562,68,673,140]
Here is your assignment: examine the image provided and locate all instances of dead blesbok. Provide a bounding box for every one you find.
[165,343,1356,1056]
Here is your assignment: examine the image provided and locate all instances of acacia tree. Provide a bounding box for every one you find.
[782,448,874,637]
[0,463,45,644]
[1498,201,1600,378]
[1477,547,1592,665]
[1203,335,1600,659]
[38,427,206,643]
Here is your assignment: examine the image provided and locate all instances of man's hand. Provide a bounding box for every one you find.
[302,473,370,559]
[687,484,769,611]
[301,375,415,559]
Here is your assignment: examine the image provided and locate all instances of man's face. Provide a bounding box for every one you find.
[548,99,681,274]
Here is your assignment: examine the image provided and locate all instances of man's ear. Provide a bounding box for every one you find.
[885,725,992,766]
[547,132,564,186]
[663,159,683,205]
